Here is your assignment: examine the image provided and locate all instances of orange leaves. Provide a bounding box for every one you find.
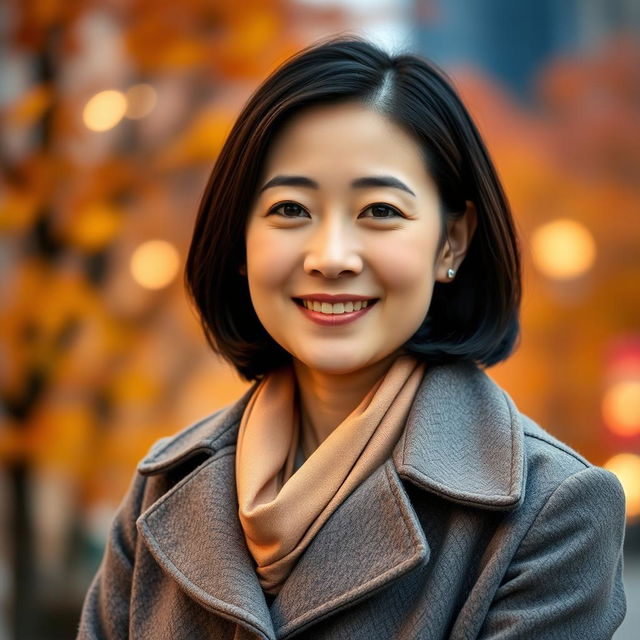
[1,260,100,398]
[153,106,234,169]
[3,82,54,130]
[122,0,288,76]
[8,0,86,52]
[62,201,123,252]
[535,35,640,183]
[0,153,56,233]
[0,181,43,232]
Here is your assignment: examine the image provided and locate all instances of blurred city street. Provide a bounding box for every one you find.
[616,551,640,640]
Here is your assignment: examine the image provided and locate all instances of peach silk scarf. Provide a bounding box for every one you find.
[234,353,426,596]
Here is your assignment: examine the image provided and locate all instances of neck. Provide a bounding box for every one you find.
[292,349,404,450]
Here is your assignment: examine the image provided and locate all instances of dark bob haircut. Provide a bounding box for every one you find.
[184,35,521,382]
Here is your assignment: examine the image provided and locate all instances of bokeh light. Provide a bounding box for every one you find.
[602,379,640,437]
[83,89,128,132]
[130,240,180,290]
[604,453,640,519]
[530,218,597,279]
[125,84,158,120]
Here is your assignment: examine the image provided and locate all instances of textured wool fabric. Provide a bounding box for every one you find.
[76,360,627,639]
[235,354,426,595]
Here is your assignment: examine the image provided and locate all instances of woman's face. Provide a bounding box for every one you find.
[244,101,462,376]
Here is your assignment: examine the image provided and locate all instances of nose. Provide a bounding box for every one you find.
[303,216,363,278]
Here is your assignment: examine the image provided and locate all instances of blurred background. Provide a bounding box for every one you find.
[0,0,638,638]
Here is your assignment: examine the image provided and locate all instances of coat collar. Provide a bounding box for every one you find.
[135,360,524,639]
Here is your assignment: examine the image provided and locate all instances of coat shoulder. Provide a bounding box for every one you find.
[136,407,227,474]
[516,411,625,517]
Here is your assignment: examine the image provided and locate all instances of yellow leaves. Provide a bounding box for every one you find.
[29,402,95,473]
[110,367,163,405]
[154,107,233,169]
[130,37,208,70]
[123,7,212,71]
[0,185,42,232]
[62,201,123,252]
[0,153,56,233]
[0,393,94,474]
[123,0,289,75]
[20,0,69,30]
[0,420,24,464]
[0,259,99,401]
[215,8,282,76]
[9,0,85,52]
[233,9,279,50]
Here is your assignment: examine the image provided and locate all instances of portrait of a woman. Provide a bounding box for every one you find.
[76,36,627,639]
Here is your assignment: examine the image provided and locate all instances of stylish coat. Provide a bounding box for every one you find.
[76,360,627,639]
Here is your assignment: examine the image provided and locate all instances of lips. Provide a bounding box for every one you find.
[293,295,378,326]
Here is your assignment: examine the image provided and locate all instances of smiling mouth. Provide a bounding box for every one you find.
[292,298,379,315]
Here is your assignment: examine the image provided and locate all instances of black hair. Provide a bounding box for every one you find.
[184,35,521,381]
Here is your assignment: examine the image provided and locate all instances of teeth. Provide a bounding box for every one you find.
[302,299,373,314]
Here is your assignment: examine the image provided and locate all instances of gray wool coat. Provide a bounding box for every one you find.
[76,360,627,639]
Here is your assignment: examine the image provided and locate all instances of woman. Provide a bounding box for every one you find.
[77,36,627,639]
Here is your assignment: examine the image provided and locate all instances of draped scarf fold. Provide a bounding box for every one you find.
[235,354,426,595]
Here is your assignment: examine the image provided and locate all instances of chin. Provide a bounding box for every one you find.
[292,349,380,376]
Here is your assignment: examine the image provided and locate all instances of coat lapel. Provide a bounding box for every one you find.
[269,459,429,638]
[135,360,525,639]
[137,447,276,640]
[392,359,525,509]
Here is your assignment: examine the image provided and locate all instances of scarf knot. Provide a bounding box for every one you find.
[235,354,426,595]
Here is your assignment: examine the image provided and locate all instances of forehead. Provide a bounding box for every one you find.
[260,102,434,189]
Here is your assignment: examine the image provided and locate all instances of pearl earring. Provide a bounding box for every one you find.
[447,268,456,279]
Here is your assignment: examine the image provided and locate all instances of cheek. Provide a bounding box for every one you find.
[369,235,437,295]
[245,228,295,293]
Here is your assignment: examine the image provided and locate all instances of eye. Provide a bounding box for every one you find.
[360,203,404,219]
[268,201,310,218]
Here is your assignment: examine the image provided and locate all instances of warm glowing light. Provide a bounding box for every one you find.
[531,218,596,279]
[83,90,128,132]
[125,84,157,119]
[130,240,180,290]
[603,380,640,437]
[604,453,640,519]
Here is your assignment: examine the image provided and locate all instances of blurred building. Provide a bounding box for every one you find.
[415,0,640,101]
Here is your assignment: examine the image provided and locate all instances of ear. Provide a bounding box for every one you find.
[435,200,478,282]
[238,264,247,276]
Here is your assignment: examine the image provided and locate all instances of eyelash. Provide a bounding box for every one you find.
[267,201,405,219]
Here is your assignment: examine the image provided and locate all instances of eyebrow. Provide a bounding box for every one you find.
[258,174,416,197]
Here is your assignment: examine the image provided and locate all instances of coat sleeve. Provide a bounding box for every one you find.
[478,466,627,639]
[76,468,148,639]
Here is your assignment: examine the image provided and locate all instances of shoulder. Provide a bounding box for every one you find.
[513,406,625,522]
